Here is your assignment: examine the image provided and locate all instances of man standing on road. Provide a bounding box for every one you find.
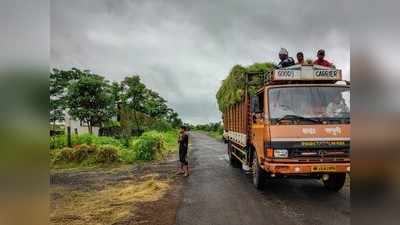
[177,126,189,177]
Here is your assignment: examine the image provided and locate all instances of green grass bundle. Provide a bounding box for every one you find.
[50,135,66,149]
[71,133,124,149]
[55,147,75,162]
[96,145,119,163]
[216,62,275,112]
[72,144,91,162]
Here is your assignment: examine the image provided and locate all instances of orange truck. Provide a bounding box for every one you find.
[223,64,350,191]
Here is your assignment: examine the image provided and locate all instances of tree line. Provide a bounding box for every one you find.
[188,122,223,133]
[50,68,182,136]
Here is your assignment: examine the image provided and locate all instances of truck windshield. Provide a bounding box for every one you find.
[268,86,350,124]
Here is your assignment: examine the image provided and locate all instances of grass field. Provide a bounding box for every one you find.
[198,131,223,141]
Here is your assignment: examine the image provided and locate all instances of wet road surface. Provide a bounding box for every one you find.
[175,132,350,225]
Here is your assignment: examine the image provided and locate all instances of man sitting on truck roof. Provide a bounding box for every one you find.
[313,49,333,68]
[296,52,304,65]
[277,48,295,68]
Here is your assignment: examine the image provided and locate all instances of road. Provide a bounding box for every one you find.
[175,132,350,225]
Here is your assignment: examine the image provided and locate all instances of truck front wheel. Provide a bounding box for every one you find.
[323,173,346,191]
[227,141,241,168]
[252,154,266,189]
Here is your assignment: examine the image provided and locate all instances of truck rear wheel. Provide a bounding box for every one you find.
[323,173,346,191]
[252,154,266,189]
[227,141,241,168]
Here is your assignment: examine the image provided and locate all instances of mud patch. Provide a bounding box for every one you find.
[50,156,183,225]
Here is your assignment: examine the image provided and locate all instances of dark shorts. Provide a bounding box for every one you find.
[179,147,188,165]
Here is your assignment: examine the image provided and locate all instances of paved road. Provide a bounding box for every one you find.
[175,132,350,225]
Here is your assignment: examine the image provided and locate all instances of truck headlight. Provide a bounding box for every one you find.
[274,149,288,158]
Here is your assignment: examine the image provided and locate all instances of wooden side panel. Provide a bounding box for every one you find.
[222,97,251,145]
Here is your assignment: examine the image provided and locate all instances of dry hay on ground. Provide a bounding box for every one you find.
[50,173,169,225]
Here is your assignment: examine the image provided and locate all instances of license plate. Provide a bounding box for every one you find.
[311,165,336,172]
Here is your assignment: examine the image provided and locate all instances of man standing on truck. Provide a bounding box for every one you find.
[177,125,189,177]
[277,48,295,68]
[313,49,333,67]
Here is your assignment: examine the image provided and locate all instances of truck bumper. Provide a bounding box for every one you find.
[263,162,350,174]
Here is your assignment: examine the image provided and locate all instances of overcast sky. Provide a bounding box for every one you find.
[51,0,350,124]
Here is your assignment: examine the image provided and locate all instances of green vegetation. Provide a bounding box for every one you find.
[50,68,182,170]
[191,122,224,141]
[50,68,183,136]
[204,131,223,140]
[96,145,119,163]
[216,62,275,112]
[50,130,179,169]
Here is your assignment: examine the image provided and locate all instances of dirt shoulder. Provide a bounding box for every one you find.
[50,154,183,225]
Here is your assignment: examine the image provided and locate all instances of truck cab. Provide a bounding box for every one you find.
[226,65,350,191]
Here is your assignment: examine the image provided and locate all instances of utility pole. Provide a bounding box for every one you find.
[66,113,72,147]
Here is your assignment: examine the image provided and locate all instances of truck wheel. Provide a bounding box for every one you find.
[252,154,266,189]
[323,173,346,191]
[228,141,241,168]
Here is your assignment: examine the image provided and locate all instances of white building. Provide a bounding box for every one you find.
[64,113,100,136]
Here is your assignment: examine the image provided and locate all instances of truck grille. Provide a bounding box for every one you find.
[289,148,350,159]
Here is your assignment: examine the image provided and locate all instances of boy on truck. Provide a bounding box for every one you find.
[296,52,304,65]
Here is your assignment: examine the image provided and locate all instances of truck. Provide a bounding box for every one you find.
[222,64,350,191]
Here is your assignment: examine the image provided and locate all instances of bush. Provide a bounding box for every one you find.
[72,144,91,162]
[147,119,173,132]
[71,133,124,149]
[162,130,178,145]
[55,147,75,162]
[50,130,178,167]
[131,131,166,161]
[94,136,124,149]
[96,145,119,163]
[118,148,136,164]
[50,135,66,149]
[72,133,94,145]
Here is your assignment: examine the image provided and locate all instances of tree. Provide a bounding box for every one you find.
[66,73,113,134]
[144,90,169,118]
[49,68,88,124]
[165,108,183,128]
[121,76,147,134]
[109,81,123,120]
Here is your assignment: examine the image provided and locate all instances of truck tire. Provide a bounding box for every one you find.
[323,173,346,191]
[227,141,241,168]
[252,154,266,189]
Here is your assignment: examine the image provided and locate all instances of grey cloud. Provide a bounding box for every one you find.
[51,0,349,124]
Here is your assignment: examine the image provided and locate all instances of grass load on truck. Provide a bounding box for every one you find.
[216,62,350,191]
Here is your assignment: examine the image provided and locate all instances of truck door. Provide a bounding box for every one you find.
[251,90,265,159]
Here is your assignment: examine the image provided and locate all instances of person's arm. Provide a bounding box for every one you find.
[184,134,189,145]
[178,134,182,143]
